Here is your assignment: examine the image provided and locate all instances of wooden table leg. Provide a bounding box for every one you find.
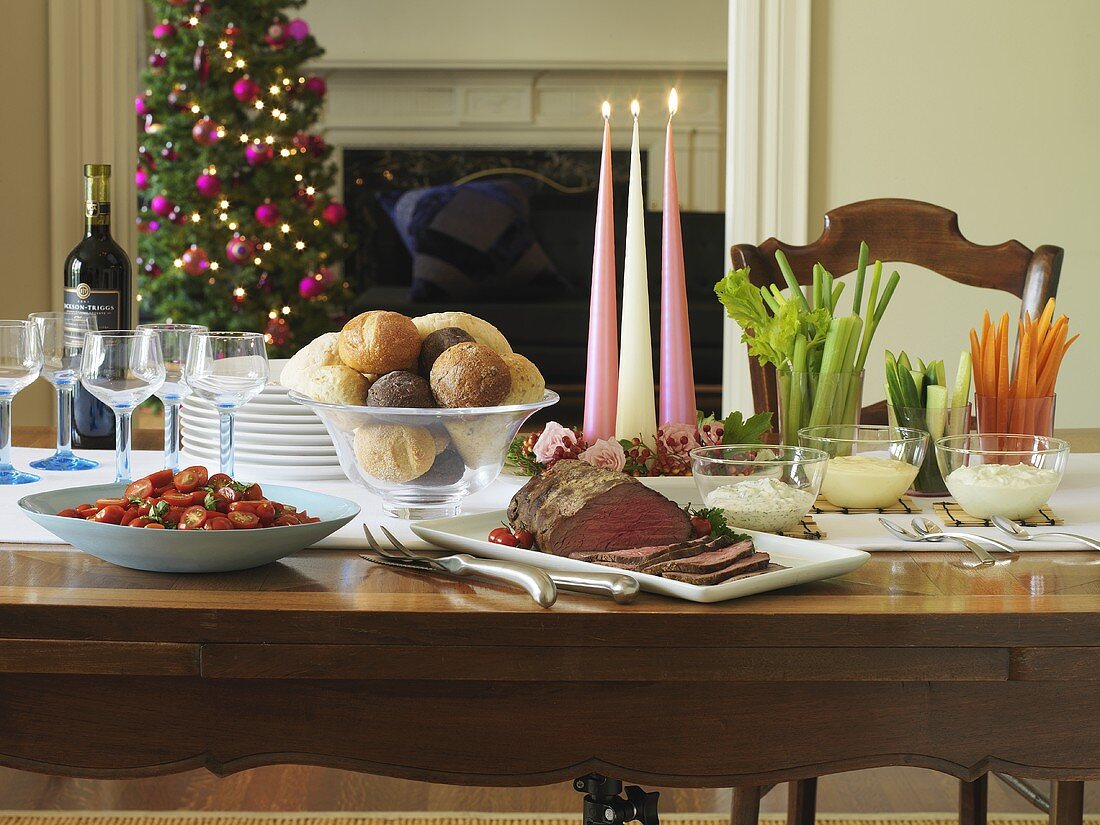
[730,785,762,825]
[787,778,817,825]
[1050,781,1085,825]
[959,775,988,825]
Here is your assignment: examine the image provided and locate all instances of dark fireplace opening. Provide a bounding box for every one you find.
[342,147,725,425]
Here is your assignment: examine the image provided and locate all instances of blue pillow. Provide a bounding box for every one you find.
[379,180,559,301]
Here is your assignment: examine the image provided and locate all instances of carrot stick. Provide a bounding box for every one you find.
[1037,316,1068,377]
[1037,335,1077,398]
[1034,298,1056,352]
[1010,319,1032,433]
[979,314,992,394]
[970,328,983,395]
[996,313,1010,430]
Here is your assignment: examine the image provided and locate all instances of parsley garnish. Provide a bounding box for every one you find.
[686,506,751,542]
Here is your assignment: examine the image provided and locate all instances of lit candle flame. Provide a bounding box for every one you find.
[668,88,678,117]
[630,99,640,118]
[601,100,611,120]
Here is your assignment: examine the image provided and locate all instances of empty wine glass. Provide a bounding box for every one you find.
[137,322,207,473]
[29,310,100,471]
[0,320,44,484]
[79,330,165,483]
[184,331,268,476]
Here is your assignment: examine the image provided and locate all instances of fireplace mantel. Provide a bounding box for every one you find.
[321,68,726,212]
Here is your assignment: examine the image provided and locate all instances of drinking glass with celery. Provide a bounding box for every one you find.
[885,350,972,495]
[715,242,900,445]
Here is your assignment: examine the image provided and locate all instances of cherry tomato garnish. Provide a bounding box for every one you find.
[162,492,196,507]
[273,515,300,526]
[95,498,127,509]
[207,473,233,489]
[143,522,166,529]
[179,506,209,530]
[216,484,241,503]
[204,516,233,530]
[488,527,519,546]
[512,529,535,549]
[228,510,260,529]
[173,466,208,493]
[124,478,154,500]
[57,508,82,519]
[92,505,125,525]
[251,500,276,522]
[244,483,263,501]
[128,518,153,528]
[147,469,174,488]
[228,501,256,513]
[689,516,712,538]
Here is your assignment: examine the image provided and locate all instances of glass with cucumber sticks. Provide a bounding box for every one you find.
[885,350,973,495]
[715,241,901,446]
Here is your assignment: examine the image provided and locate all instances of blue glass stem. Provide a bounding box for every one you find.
[0,397,11,471]
[164,401,181,472]
[55,385,74,456]
[115,408,133,484]
[219,409,235,476]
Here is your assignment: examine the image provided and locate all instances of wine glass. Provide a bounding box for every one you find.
[184,331,268,476]
[79,330,165,483]
[137,323,207,473]
[29,310,100,471]
[0,320,44,484]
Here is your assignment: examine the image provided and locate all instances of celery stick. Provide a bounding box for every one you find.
[925,385,948,441]
[822,268,835,313]
[951,351,973,409]
[809,316,860,426]
[851,241,869,316]
[853,267,900,373]
[812,264,823,311]
[831,280,846,308]
[784,334,808,444]
[760,285,782,315]
[775,249,810,312]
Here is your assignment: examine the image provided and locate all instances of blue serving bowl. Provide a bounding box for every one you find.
[19,482,360,573]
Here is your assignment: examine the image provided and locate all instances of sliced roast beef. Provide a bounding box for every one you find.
[508,459,692,556]
[570,535,718,570]
[643,539,755,575]
[661,552,773,585]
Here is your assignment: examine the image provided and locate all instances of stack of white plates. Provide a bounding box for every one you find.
[180,371,345,481]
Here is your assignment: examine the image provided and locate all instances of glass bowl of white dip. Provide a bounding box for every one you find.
[935,433,1069,519]
[798,425,929,509]
[690,445,828,533]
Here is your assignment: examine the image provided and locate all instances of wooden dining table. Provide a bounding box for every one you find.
[3,427,1100,825]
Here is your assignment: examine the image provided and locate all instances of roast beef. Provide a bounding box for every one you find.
[661,553,773,585]
[507,459,693,556]
[643,539,755,575]
[570,535,720,570]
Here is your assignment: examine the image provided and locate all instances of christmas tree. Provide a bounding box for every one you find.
[136,0,350,354]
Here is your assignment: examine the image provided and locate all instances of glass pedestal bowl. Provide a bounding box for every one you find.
[290,390,558,519]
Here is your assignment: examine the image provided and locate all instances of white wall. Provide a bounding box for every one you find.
[305,0,728,69]
[809,0,1100,427]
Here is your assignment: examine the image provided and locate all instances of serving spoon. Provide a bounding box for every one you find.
[878,518,995,566]
[911,517,1018,555]
[991,515,1100,551]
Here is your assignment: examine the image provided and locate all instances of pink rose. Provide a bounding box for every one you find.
[579,438,626,473]
[532,421,580,464]
[657,422,700,456]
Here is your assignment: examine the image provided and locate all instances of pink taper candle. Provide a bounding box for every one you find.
[659,89,696,426]
[582,101,618,442]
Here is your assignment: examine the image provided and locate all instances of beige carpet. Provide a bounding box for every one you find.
[0,814,1091,825]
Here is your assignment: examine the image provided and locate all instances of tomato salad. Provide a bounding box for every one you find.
[55,467,322,530]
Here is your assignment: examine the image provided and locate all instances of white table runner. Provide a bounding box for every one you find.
[1,446,1097,553]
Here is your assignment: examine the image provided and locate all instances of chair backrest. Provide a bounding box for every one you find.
[729,197,1064,421]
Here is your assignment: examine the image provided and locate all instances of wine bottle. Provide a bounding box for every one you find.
[64,164,133,450]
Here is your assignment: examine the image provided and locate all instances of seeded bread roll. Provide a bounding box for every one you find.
[412,311,512,357]
[501,353,546,405]
[353,423,436,484]
[304,364,372,406]
[339,311,421,374]
[430,342,511,408]
[280,333,341,394]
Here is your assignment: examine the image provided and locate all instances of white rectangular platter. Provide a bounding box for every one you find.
[411,510,870,604]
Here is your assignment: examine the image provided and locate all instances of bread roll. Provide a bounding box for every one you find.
[305,364,372,406]
[339,311,421,374]
[444,418,513,470]
[353,423,436,484]
[501,353,546,405]
[430,342,511,408]
[279,333,341,394]
[412,311,512,356]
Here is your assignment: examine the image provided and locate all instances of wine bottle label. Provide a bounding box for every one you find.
[85,201,111,219]
[65,284,120,330]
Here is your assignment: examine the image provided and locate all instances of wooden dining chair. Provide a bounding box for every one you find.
[730,197,1063,425]
[727,197,1067,825]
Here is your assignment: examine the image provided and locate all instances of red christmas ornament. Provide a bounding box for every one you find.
[232,76,260,103]
[225,235,254,264]
[299,275,326,299]
[223,22,241,42]
[254,202,280,227]
[291,131,310,151]
[166,83,188,110]
[180,245,209,276]
[315,266,337,287]
[265,22,288,49]
[295,187,316,208]
[192,1,210,18]
[193,41,209,85]
[287,18,310,41]
[245,142,274,166]
[195,171,221,198]
[302,76,326,98]
[256,272,272,291]
[149,51,167,69]
[191,116,221,145]
[160,144,179,161]
[135,167,149,190]
[322,202,347,225]
[309,134,327,156]
[167,0,188,6]
[144,261,163,277]
[265,315,290,346]
[150,194,174,216]
[152,22,175,40]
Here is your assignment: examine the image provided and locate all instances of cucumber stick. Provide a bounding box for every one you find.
[925,385,948,440]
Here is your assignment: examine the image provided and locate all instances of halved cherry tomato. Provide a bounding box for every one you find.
[166,506,186,524]
[488,527,519,546]
[273,515,299,526]
[147,469,174,488]
[513,529,535,550]
[179,506,209,530]
[216,484,241,503]
[207,473,233,489]
[95,498,127,509]
[228,510,260,529]
[173,466,208,493]
[143,522,166,529]
[92,505,125,525]
[244,483,264,501]
[120,509,142,526]
[128,518,153,528]
[251,501,276,522]
[228,501,256,513]
[300,516,320,524]
[57,508,82,519]
[204,516,233,530]
[162,492,196,507]
[124,478,154,500]
[189,490,210,505]
[153,485,175,496]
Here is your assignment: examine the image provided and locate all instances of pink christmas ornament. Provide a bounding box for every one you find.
[134,95,150,116]
[147,220,161,232]
[245,142,274,166]
[287,18,310,41]
[322,202,347,225]
[150,194,174,216]
[152,22,176,39]
[254,202,280,227]
[298,275,326,299]
[302,76,326,97]
[135,168,149,189]
[193,41,209,85]
[180,245,209,276]
[225,235,254,263]
[195,172,221,198]
[315,266,337,286]
[148,51,167,69]
[265,22,288,49]
[232,77,260,103]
